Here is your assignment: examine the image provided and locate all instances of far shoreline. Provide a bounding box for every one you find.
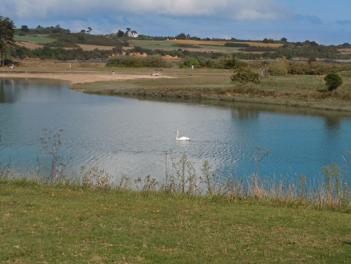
[1,69,351,115]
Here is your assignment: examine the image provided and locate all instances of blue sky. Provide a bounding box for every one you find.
[1,0,350,44]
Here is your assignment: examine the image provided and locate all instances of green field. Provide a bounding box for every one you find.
[1,180,351,263]
[14,34,55,44]
[129,39,243,53]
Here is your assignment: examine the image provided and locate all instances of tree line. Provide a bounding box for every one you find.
[0,16,15,66]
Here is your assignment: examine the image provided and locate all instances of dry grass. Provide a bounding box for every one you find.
[0,72,172,85]
[78,44,115,51]
[236,41,283,48]
[170,39,227,46]
[6,58,107,72]
[170,39,283,48]
[16,41,43,50]
[339,48,351,55]
[0,59,173,84]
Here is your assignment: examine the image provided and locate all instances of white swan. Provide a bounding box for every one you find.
[176,129,191,141]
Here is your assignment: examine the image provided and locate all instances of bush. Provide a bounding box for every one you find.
[223,55,243,69]
[224,42,250,48]
[288,62,348,76]
[231,66,260,83]
[51,32,129,47]
[143,56,170,67]
[182,57,201,68]
[324,73,343,91]
[31,47,111,61]
[268,59,289,76]
[262,42,345,60]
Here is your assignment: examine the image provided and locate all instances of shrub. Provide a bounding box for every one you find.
[223,54,243,69]
[143,56,170,67]
[51,32,128,47]
[287,62,312,75]
[262,42,345,60]
[32,47,111,61]
[182,57,201,68]
[324,73,343,91]
[231,66,260,83]
[174,43,198,48]
[224,42,250,48]
[268,59,289,76]
[241,46,275,52]
[288,62,348,76]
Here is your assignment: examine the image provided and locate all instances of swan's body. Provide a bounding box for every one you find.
[176,130,191,141]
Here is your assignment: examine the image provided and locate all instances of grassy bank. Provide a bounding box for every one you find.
[1,180,351,263]
[2,60,351,113]
[73,68,351,113]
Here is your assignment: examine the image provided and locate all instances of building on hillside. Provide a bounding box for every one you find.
[127,30,139,38]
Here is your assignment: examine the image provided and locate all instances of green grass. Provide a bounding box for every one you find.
[14,34,55,44]
[1,180,351,263]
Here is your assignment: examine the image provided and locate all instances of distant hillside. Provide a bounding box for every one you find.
[10,25,351,63]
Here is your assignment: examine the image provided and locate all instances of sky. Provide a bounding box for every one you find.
[1,0,350,44]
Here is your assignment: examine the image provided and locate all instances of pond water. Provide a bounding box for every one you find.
[0,79,350,184]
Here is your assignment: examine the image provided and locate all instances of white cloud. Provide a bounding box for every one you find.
[1,0,286,21]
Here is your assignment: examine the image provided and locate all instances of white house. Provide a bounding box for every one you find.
[127,30,139,38]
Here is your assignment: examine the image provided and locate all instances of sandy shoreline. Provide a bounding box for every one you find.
[0,72,172,84]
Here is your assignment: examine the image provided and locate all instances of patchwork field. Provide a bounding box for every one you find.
[13,33,283,55]
[129,39,281,53]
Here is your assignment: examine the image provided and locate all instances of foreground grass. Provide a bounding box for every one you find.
[1,180,351,263]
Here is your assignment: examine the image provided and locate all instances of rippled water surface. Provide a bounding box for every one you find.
[0,79,350,183]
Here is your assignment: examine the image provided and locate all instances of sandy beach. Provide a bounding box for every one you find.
[0,72,172,85]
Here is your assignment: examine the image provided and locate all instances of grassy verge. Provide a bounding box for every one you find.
[73,68,351,113]
[1,179,351,263]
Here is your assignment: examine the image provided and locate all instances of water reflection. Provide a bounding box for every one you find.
[324,116,341,130]
[228,101,347,140]
[0,79,71,103]
[0,79,17,103]
[231,107,259,121]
